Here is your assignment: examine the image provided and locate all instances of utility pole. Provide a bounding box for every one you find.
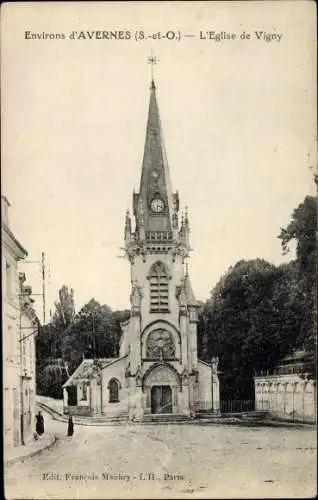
[41,252,46,325]
[92,313,96,359]
[22,252,47,327]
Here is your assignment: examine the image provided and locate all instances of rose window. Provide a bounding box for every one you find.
[146,329,175,359]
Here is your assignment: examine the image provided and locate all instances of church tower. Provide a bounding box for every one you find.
[61,70,220,421]
[119,76,219,421]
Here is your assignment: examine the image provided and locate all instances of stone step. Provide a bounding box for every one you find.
[241,411,269,420]
[143,414,191,423]
[92,415,128,422]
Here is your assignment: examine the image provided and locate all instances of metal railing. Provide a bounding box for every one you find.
[220,400,255,413]
[197,400,255,413]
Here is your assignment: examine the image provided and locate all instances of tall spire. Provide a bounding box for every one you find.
[124,209,132,246]
[134,70,174,233]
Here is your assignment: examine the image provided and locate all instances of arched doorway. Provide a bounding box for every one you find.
[143,363,181,415]
[151,385,172,414]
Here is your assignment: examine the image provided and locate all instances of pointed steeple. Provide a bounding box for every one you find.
[124,210,132,246]
[183,262,197,306]
[134,80,174,233]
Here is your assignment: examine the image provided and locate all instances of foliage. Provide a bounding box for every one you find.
[62,299,130,372]
[36,357,69,399]
[278,195,317,376]
[198,195,317,399]
[52,285,75,328]
[279,196,317,279]
[36,286,130,397]
[200,259,304,400]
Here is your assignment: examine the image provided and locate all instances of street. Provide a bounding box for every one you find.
[5,412,317,499]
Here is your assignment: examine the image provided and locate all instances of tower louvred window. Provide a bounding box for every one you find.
[149,262,169,312]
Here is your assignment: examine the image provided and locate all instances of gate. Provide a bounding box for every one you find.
[220,400,255,413]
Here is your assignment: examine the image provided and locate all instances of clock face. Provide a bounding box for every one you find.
[151,198,164,213]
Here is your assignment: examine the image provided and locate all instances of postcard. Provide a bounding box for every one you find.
[2,1,316,499]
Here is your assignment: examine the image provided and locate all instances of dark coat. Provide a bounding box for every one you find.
[35,413,44,435]
[67,417,74,436]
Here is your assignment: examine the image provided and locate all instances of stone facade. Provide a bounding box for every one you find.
[63,78,219,420]
[254,351,316,422]
[2,195,28,449]
[63,358,129,418]
[19,273,39,442]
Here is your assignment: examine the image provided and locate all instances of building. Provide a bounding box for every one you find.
[2,195,38,450]
[254,350,316,423]
[2,195,27,448]
[63,78,220,421]
[19,272,39,442]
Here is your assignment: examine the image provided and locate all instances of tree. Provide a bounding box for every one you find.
[62,299,130,372]
[36,358,69,399]
[52,285,75,329]
[36,285,75,362]
[36,289,130,397]
[278,195,317,377]
[201,259,303,400]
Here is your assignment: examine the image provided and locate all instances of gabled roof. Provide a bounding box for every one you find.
[198,359,211,368]
[62,356,127,387]
[63,359,96,387]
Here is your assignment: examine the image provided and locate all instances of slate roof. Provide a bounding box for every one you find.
[183,273,198,306]
[135,79,174,233]
[62,357,122,387]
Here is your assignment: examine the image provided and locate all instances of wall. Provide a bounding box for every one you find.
[101,358,129,416]
[255,374,316,423]
[2,242,22,448]
[20,305,37,441]
[197,360,212,410]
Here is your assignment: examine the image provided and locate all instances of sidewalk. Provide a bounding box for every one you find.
[4,433,56,467]
[36,396,316,429]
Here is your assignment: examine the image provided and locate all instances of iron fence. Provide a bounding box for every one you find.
[220,400,255,414]
[197,400,255,413]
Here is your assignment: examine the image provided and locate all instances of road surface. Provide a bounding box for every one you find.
[5,411,316,499]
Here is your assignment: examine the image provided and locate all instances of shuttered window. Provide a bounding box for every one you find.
[149,262,169,313]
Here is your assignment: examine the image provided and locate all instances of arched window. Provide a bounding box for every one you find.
[81,383,87,401]
[149,262,169,312]
[108,378,120,403]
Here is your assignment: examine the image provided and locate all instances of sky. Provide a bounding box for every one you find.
[2,1,316,321]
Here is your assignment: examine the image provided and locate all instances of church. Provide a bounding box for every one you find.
[63,76,220,421]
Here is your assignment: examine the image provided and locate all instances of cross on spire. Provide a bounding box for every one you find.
[148,51,159,87]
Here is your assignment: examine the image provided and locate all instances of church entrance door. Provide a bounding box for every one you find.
[151,385,172,414]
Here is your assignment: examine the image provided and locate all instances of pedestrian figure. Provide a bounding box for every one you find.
[67,415,74,436]
[35,411,44,435]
